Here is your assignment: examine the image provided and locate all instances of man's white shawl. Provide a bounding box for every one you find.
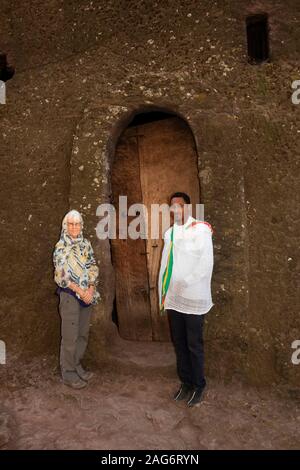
[158,216,214,315]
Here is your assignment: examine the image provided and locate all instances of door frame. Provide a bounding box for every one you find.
[69,104,202,340]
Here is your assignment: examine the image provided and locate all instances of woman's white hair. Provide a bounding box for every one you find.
[62,210,83,233]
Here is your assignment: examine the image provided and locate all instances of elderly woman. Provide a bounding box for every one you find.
[53,210,100,389]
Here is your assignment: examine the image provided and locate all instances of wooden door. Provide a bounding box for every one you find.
[111,127,152,341]
[111,117,200,341]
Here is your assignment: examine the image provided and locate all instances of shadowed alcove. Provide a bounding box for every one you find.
[110,110,201,342]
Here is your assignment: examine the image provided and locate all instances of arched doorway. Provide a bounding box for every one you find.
[111,111,200,342]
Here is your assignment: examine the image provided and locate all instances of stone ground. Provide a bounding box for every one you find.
[1,340,300,450]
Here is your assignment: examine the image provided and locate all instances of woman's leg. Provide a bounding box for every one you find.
[59,292,80,382]
[75,305,92,368]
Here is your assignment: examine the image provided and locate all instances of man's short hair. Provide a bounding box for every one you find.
[170,192,191,205]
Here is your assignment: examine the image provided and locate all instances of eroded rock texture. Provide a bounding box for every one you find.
[0,0,299,387]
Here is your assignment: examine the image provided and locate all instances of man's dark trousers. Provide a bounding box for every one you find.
[167,309,206,389]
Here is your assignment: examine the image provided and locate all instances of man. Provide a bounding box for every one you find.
[158,192,214,407]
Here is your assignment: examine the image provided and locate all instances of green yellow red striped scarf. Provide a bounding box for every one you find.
[160,226,174,313]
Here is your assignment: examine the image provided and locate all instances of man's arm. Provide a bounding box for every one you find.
[184,230,214,285]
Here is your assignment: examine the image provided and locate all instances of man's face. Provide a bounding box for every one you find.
[170,197,186,224]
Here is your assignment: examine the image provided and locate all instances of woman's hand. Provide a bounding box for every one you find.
[68,282,94,304]
[82,285,94,304]
[87,285,95,296]
[69,281,82,296]
[69,282,87,300]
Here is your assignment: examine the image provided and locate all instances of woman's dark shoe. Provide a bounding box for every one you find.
[173,383,192,401]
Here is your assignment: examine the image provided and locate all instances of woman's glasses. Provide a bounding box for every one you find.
[67,222,81,227]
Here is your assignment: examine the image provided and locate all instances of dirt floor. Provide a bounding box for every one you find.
[1,339,300,450]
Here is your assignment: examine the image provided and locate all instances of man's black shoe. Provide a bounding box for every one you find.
[173,383,192,401]
[187,387,205,407]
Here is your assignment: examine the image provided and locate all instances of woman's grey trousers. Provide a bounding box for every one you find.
[59,291,92,382]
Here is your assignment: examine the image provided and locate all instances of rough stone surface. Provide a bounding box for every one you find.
[0,407,16,449]
[1,347,299,450]
[0,0,299,387]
